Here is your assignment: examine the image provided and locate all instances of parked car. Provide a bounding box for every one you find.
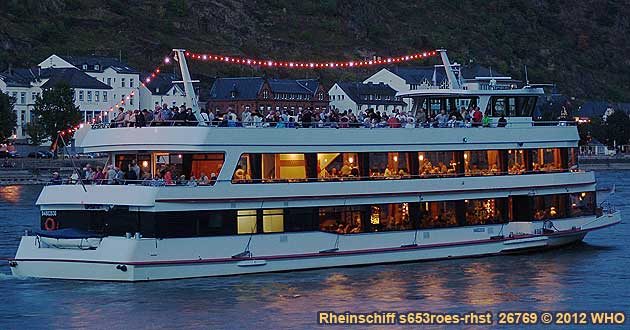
[27,151,54,159]
[0,150,20,158]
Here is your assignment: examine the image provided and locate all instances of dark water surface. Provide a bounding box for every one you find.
[0,171,628,330]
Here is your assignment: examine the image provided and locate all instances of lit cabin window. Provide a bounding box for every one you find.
[263,209,283,233]
[317,152,359,179]
[237,210,257,234]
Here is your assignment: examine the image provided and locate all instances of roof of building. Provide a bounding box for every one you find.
[578,101,630,117]
[0,74,30,88]
[209,77,323,101]
[268,79,319,94]
[385,65,511,85]
[336,82,406,106]
[40,68,112,90]
[588,137,606,146]
[141,72,184,95]
[209,77,264,100]
[388,67,445,85]
[2,67,112,90]
[60,55,139,74]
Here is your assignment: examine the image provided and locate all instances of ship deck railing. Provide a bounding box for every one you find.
[89,120,577,130]
[46,168,583,187]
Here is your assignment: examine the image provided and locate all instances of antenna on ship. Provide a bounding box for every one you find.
[524,65,530,87]
[172,49,208,126]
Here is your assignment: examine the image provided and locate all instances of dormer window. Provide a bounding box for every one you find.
[82,64,87,70]
[263,90,269,99]
[94,64,100,70]
[231,91,237,98]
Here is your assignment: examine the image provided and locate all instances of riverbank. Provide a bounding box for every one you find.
[579,156,630,170]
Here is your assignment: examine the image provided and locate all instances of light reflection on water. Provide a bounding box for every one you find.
[0,171,628,330]
[0,185,23,204]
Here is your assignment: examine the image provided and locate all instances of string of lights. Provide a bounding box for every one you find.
[181,50,438,69]
[63,49,438,135]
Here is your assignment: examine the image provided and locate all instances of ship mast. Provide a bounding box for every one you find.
[173,49,207,126]
[436,49,461,90]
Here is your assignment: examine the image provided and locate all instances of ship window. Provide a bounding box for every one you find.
[464,150,502,176]
[233,153,309,183]
[531,148,562,172]
[420,201,459,228]
[284,208,318,232]
[263,209,284,233]
[489,96,537,117]
[317,152,359,180]
[151,152,224,184]
[368,152,410,178]
[367,203,413,232]
[319,206,365,234]
[533,194,567,220]
[568,148,578,170]
[568,192,595,217]
[418,151,459,178]
[507,149,525,174]
[237,210,257,234]
[465,198,507,225]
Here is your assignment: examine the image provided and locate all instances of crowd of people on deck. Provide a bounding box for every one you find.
[50,161,218,186]
[104,103,506,129]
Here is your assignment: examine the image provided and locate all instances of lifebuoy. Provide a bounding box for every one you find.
[44,217,57,231]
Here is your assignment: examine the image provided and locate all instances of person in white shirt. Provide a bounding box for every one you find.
[200,109,210,125]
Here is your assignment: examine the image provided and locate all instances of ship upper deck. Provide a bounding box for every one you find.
[75,120,579,154]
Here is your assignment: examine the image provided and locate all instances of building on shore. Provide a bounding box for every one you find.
[0,67,113,142]
[206,77,329,115]
[580,138,614,156]
[576,101,630,120]
[38,55,140,111]
[328,82,406,114]
[0,54,159,142]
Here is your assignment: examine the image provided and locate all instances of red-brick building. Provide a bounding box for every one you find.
[206,77,329,115]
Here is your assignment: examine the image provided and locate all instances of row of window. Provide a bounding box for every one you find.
[101,76,135,88]
[45,192,595,238]
[10,92,35,105]
[232,148,578,183]
[273,93,312,101]
[77,90,113,103]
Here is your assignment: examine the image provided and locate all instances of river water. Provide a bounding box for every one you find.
[0,171,628,330]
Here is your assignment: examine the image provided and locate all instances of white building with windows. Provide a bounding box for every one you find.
[328,82,406,114]
[0,67,113,142]
[38,55,141,110]
[0,55,146,142]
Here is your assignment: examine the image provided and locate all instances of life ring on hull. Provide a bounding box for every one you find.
[43,217,58,231]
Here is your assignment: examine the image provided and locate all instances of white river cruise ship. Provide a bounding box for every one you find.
[9,49,621,281]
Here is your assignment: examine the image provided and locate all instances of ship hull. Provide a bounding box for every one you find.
[9,212,620,281]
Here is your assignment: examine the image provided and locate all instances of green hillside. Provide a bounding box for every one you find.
[1,0,629,101]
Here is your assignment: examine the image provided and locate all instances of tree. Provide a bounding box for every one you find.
[602,110,630,147]
[24,122,47,146]
[0,93,17,143]
[31,83,82,154]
